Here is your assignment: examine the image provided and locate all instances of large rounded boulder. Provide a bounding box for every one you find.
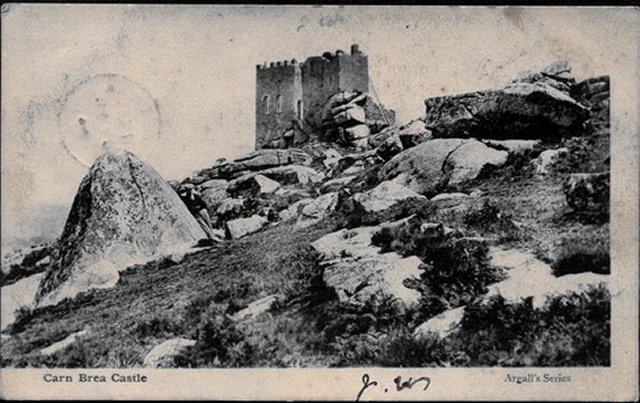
[35,148,206,307]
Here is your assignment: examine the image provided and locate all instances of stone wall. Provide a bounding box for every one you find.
[301,55,341,125]
[255,61,303,149]
[301,47,369,126]
[337,48,369,97]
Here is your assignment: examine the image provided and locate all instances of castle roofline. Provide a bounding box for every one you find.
[258,44,364,70]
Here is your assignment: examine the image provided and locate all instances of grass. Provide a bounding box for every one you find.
[2,220,333,368]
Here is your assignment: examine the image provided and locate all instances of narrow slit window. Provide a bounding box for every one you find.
[297,100,303,120]
[262,94,270,114]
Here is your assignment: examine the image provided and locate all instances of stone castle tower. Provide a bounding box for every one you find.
[255,44,369,149]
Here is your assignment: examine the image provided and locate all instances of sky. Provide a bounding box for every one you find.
[1,4,638,242]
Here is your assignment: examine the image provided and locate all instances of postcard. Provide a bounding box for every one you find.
[1,4,638,401]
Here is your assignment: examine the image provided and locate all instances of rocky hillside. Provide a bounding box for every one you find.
[1,61,611,368]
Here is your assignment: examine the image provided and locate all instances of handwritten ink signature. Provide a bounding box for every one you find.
[393,375,431,391]
[356,373,431,401]
[356,374,378,402]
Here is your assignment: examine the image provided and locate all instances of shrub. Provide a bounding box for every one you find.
[416,238,504,319]
[452,284,610,366]
[174,303,253,368]
[303,295,415,366]
[377,332,464,367]
[554,135,610,175]
[371,221,505,321]
[371,216,440,256]
[462,199,522,242]
[312,295,406,343]
[32,336,111,368]
[133,315,183,340]
[375,285,610,367]
[6,307,35,334]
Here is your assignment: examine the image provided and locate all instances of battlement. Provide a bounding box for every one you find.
[256,59,300,70]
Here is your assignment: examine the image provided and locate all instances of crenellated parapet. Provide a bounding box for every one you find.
[256,59,300,70]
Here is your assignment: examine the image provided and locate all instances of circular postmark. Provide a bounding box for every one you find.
[58,74,161,167]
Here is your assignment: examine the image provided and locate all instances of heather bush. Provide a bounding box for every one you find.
[463,199,523,242]
[305,295,414,366]
[371,221,505,321]
[133,315,183,340]
[376,285,610,367]
[554,135,610,175]
[175,303,253,368]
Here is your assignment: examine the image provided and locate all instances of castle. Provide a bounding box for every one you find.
[255,44,369,149]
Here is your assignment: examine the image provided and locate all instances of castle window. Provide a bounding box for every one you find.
[275,94,282,113]
[262,94,270,114]
[297,100,303,120]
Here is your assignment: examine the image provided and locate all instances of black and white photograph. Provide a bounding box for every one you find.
[1,4,637,401]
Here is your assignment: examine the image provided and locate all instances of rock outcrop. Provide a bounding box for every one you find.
[424,62,590,140]
[320,176,357,194]
[228,174,281,197]
[353,181,427,213]
[35,148,206,308]
[40,329,89,355]
[231,294,280,322]
[225,215,269,240]
[482,139,540,154]
[197,149,312,180]
[397,119,433,148]
[311,221,424,310]
[379,138,507,195]
[443,140,508,186]
[278,198,314,221]
[572,75,610,112]
[200,179,229,215]
[531,147,568,176]
[294,192,340,229]
[413,306,466,340]
[317,91,395,146]
[1,272,46,331]
[511,60,576,96]
[486,247,608,308]
[143,338,196,368]
[216,197,247,219]
[237,165,323,186]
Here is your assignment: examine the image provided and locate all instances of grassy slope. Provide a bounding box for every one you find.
[2,91,610,369]
[2,221,335,367]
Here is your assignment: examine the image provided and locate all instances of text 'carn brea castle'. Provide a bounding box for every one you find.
[255,44,369,149]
